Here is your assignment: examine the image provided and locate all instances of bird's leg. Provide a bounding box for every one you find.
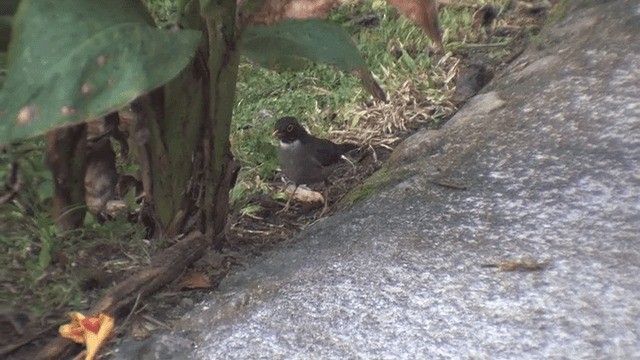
[278,184,298,214]
[319,179,331,217]
[285,185,298,210]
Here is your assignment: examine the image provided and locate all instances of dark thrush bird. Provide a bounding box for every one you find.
[273,116,357,212]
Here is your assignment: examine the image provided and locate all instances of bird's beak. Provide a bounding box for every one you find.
[272,130,281,138]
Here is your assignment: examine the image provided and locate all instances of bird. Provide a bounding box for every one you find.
[273,116,357,213]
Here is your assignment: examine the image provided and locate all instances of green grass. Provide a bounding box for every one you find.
[0,204,151,317]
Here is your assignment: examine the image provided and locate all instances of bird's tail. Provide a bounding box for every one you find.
[337,142,359,155]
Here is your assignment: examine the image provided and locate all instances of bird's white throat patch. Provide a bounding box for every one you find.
[279,139,301,151]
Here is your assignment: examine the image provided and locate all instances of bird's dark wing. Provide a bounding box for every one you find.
[310,138,343,167]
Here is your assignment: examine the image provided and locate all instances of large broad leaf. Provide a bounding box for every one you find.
[242,0,441,48]
[0,0,201,144]
[241,19,366,72]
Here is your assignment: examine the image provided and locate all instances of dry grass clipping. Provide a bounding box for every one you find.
[333,54,460,148]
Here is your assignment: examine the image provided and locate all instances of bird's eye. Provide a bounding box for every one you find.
[286,124,294,132]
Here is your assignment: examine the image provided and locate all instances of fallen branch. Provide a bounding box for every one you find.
[0,323,58,357]
[453,41,511,50]
[34,230,208,360]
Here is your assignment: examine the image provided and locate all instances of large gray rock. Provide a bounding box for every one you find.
[112,0,640,358]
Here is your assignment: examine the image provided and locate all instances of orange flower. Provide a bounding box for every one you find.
[59,312,115,360]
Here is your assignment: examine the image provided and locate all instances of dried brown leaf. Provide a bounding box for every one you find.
[246,0,349,25]
[387,0,442,49]
[482,258,550,272]
[179,271,212,290]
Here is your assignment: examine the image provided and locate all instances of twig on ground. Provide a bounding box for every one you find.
[140,314,172,331]
[429,179,469,190]
[34,230,207,360]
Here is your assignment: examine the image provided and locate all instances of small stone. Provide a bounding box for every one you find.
[180,298,194,309]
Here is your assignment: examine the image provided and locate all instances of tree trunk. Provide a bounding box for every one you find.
[200,0,241,246]
[45,125,88,231]
[139,0,240,244]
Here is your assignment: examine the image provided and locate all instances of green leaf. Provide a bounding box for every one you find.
[0,0,201,145]
[239,203,261,216]
[242,19,367,72]
[36,179,53,203]
[401,49,417,72]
